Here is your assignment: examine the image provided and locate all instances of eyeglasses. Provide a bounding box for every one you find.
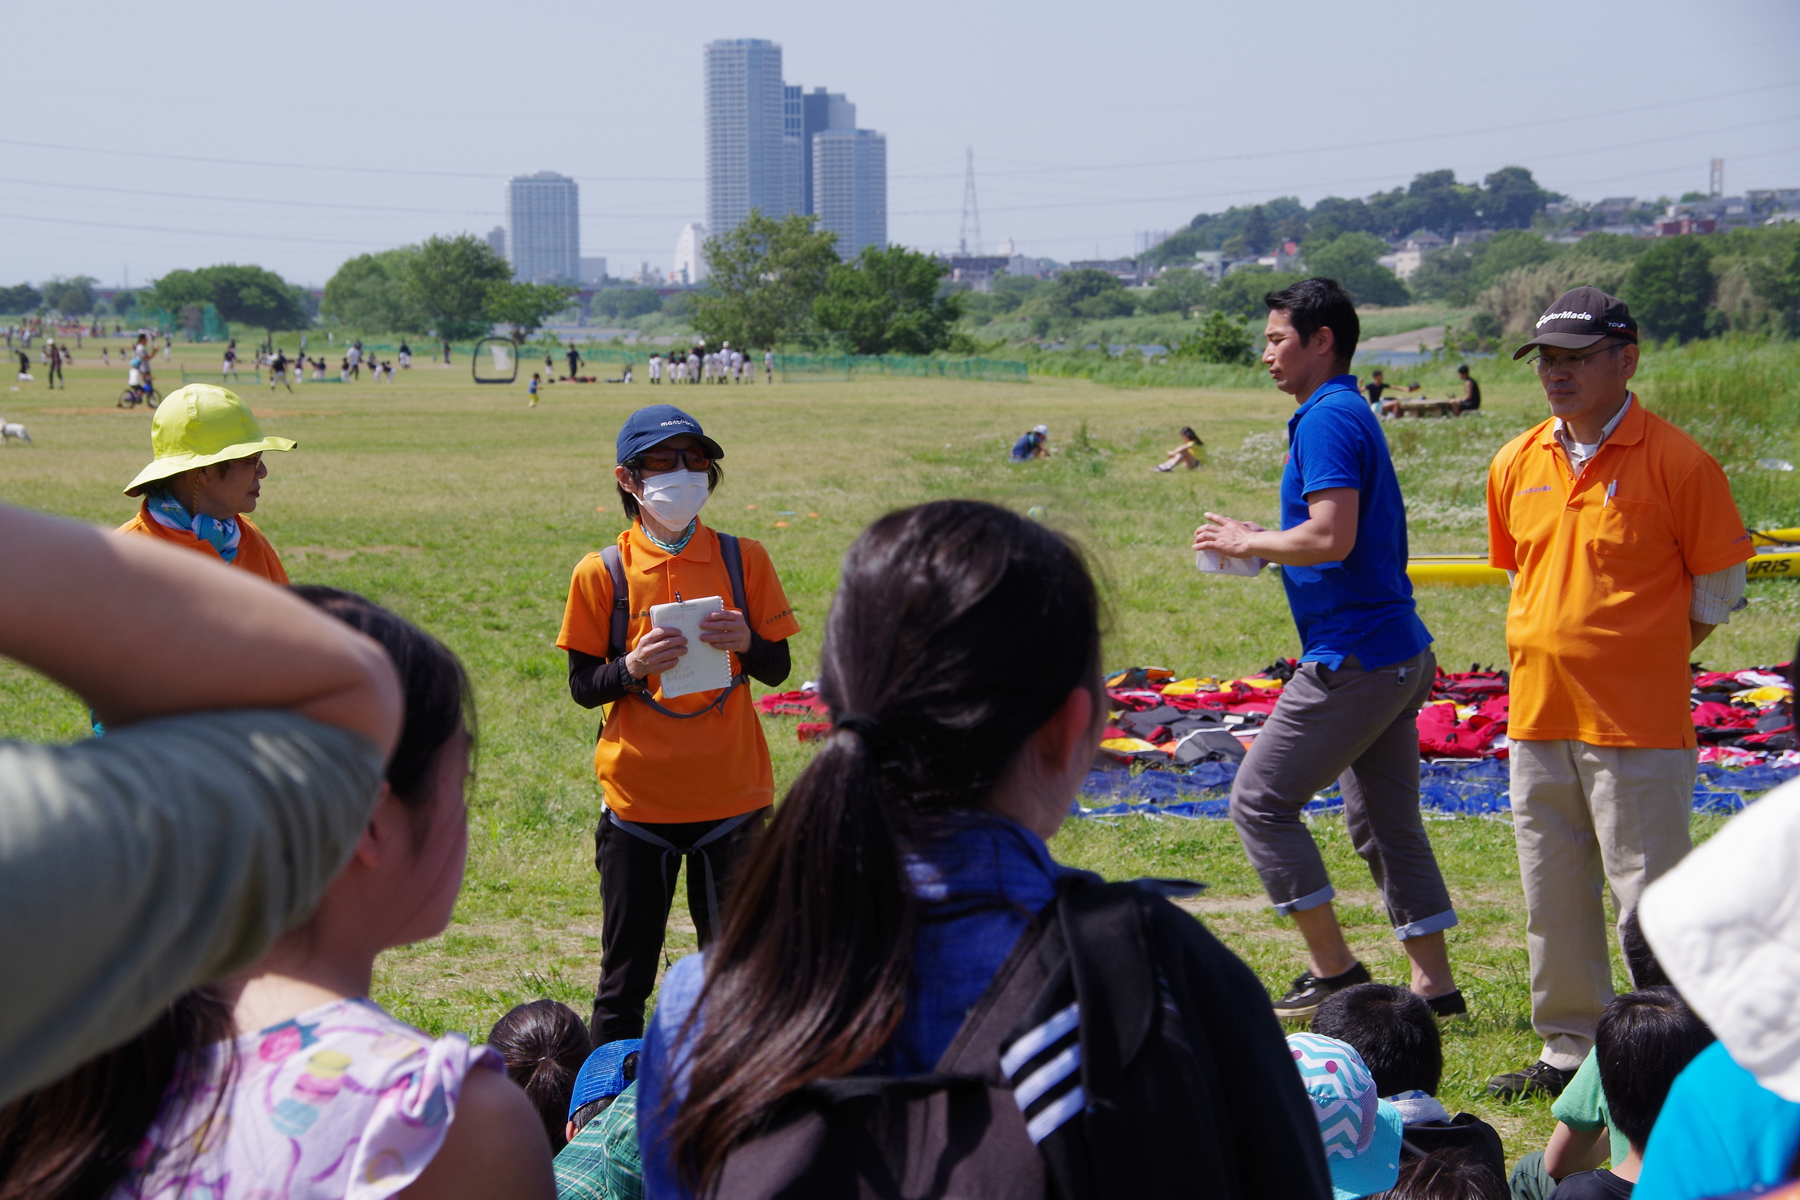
[1528,345,1620,375]
[633,448,713,473]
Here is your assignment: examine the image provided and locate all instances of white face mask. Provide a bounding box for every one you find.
[639,469,710,532]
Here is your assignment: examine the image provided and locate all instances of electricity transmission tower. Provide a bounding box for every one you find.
[959,146,982,256]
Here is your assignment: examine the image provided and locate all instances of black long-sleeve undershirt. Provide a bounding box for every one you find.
[566,635,791,709]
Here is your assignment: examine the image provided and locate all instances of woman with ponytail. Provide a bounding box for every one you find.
[635,500,1328,1200]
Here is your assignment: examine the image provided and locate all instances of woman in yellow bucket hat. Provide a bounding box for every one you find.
[116,384,296,583]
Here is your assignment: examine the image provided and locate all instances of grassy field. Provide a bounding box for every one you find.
[3,336,1797,1164]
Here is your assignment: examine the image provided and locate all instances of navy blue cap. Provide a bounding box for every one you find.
[569,1038,643,1118]
[615,405,724,465]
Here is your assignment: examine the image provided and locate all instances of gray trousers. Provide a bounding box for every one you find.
[1229,648,1457,940]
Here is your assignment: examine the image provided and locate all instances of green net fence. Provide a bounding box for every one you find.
[772,353,1027,382]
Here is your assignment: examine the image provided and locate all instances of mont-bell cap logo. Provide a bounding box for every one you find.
[1512,286,1638,360]
[616,404,725,464]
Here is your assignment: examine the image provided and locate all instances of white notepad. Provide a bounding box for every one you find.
[649,596,733,698]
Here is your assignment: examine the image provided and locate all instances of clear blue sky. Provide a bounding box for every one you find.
[4,0,1797,287]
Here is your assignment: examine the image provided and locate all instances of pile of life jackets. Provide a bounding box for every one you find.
[753,664,1797,818]
[1091,661,1793,770]
[756,662,1794,767]
[1094,661,1518,767]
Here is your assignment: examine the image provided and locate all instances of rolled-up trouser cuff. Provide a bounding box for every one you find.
[1393,909,1458,941]
[1273,883,1336,916]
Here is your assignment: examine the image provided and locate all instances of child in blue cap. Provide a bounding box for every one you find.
[556,1040,643,1200]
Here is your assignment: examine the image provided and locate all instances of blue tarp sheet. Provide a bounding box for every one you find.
[1074,758,1799,820]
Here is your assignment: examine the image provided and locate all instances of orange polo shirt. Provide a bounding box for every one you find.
[117,501,290,584]
[557,522,800,823]
[1486,400,1752,748]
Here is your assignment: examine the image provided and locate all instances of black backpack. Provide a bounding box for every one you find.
[703,874,1331,1200]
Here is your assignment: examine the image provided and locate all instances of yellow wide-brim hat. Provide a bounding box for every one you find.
[123,384,297,496]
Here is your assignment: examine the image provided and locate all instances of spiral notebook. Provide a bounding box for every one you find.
[649,596,733,698]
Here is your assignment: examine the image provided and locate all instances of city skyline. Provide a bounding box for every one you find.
[0,0,1794,285]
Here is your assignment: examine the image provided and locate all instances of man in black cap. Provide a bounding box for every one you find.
[1482,287,1754,1099]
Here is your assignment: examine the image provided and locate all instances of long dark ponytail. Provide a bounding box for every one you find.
[669,500,1103,1190]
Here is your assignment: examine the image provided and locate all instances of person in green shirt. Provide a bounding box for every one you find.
[0,503,402,1105]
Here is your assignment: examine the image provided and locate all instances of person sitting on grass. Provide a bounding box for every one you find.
[8,588,556,1200]
[1545,988,1715,1200]
[489,999,594,1154]
[636,500,1329,1199]
[0,503,400,1128]
[1456,365,1481,413]
[556,1040,643,1200]
[116,384,294,584]
[1310,984,1504,1184]
[1153,425,1206,472]
[1010,422,1050,461]
[1289,1031,1405,1200]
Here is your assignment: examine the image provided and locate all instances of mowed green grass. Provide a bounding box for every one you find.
[2,340,1795,1162]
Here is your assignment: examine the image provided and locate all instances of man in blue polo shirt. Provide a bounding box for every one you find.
[1194,277,1462,1022]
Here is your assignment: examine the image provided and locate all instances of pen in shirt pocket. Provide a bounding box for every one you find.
[1604,479,1617,508]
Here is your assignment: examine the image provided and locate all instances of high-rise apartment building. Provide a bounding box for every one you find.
[485,225,506,259]
[796,88,855,217]
[705,39,886,249]
[704,39,788,238]
[813,129,886,258]
[506,171,579,283]
[674,223,708,285]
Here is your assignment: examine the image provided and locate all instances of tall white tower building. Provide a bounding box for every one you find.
[506,171,579,283]
[674,223,708,285]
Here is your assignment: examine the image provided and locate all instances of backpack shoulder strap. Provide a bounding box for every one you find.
[599,543,629,662]
[716,532,749,616]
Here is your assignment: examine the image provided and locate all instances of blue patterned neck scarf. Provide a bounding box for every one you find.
[642,518,697,556]
[146,491,241,563]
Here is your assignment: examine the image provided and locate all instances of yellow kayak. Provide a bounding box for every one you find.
[1752,528,1800,546]
[1407,555,1506,586]
[1408,546,1800,585]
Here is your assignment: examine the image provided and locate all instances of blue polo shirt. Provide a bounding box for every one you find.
[1279,374,1430,671]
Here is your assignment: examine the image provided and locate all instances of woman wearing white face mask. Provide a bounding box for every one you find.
[557,404,801,1049]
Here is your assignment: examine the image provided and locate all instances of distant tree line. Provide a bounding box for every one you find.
[0,276,114,316]
[688,210,967,355]
[322,234,575,343]
[1148,167,1560,266]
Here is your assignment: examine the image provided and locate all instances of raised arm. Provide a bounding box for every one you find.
[0,505,400,752]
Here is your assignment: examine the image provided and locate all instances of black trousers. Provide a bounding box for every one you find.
[590,807,766,1047]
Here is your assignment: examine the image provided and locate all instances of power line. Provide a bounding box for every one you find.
[0,137,700,184]
[0,211,400,247]
[891,80,1800,182]
[893,117,1800,217]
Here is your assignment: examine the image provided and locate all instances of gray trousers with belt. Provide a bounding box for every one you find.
[1229,648,1457,940]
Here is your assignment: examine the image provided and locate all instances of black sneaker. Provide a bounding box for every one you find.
[1487,1060,1576,1100]
[1426,989,1467,1018]
[1271,962,1372,1021]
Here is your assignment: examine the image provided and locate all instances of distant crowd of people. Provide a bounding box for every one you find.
[646,344,773,386]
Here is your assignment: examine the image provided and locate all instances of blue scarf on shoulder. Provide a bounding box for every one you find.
[146,491,241,563]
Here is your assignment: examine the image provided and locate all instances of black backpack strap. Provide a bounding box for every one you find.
[717,532,749,615]
[599,543,630,663]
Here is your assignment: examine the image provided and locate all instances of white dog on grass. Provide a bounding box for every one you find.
[1,419,31,445]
